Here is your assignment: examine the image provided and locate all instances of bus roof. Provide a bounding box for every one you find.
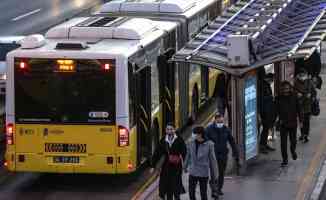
[8,18,177,60]
[98,0,217,19]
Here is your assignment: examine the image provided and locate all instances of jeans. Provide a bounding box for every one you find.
[164,193,180,200]
[280,126,297,162]
[217,158,227,191]
[301,113,311,137]
[260,124,270,147]
[189,175,208,200]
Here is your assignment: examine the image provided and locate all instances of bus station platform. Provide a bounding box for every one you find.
[142,72,326,200]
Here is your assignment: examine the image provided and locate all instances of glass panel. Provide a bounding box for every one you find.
[14,58,116,124]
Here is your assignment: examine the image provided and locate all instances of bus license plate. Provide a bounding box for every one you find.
[53,156,80,164]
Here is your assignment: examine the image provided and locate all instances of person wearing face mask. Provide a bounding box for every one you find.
[275,81,301,167]
[184,126,218,200]
[150,123,187,200]
[294,69,316,143]
[205,113,239,196]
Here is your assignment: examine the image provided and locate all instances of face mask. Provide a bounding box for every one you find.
[298,74,307,81]
[191,133,197,140]
[216,123,224,128]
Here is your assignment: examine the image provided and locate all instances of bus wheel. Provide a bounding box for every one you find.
[190,89,199,123]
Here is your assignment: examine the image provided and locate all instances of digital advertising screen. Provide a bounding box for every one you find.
[244,75,258,160]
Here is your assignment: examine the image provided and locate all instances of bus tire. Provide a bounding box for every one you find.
[190,88,199,123]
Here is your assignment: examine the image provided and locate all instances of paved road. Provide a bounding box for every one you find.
[0,0,107,36]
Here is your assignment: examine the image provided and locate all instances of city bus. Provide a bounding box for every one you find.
[5,0,224,174]
[97,0,223,127]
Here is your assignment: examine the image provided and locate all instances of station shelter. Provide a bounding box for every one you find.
[171,0,326,172]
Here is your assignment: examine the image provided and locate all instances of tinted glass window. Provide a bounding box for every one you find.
[14,58,116,124]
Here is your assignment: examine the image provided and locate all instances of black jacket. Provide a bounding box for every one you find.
[275,93,300,128]
[205,123,239,160]
[260,80,275,125]
[151,136,187,197]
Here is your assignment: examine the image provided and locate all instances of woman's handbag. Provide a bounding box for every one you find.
[166,144,182,166]
[168,154,182,166]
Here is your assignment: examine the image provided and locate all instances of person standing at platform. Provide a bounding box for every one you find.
[205,113,239,195]
[183,126,218,200]
[294,69,316,143]
[259,73,276,154]
[150,123,187,200]
[215,73,227,117]
[275,81,301,167]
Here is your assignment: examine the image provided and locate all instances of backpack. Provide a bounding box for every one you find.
[311,98,320,116]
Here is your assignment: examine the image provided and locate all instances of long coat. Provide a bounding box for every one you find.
[151,136,187,197]
[275,93,301,128]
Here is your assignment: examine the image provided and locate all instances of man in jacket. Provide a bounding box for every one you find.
[205,113,239,195]
[294,69,316,143]
[259,73,276,153]
[275,81,301,167]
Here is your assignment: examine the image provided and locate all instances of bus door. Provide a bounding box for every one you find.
[134,65,151,164]
[201,66,209,101]
[158,49,175,130]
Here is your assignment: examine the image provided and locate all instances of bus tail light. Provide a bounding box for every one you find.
[127,162,134,171]
[103,63,110,71]
[118,126,129,147]
[6,123,14,145]
[19,61,28,69]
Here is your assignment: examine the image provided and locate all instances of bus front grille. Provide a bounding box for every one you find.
[45,143,87,153]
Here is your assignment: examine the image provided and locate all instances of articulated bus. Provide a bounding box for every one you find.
[97,0,223,127]
[5,0,224,174]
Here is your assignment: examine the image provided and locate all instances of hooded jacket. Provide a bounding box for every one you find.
[183,139,218,179]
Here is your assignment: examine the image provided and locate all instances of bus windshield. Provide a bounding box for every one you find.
[14,58,116,124]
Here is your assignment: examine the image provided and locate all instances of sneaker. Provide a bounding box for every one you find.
[292,152,298,160]
[281,161,288,167]
[265,145,276,151]
[299,136,304,141]
[303,136,309,143]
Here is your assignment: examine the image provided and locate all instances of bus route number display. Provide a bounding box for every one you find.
[244,75,258,160]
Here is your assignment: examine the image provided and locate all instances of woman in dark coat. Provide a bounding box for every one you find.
[151,123,187,200]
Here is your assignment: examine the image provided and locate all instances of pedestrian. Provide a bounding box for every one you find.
[205,113,240,196]
[294,69,316,143]
[150,123,187,200]
[215,73,227,116]
[259,73,276,153]
[275,81,300,167]
[183,126,218,200]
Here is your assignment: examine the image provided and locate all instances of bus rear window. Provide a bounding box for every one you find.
[14,58,116,124]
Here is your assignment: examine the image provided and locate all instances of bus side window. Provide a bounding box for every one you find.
[128,62,136,127]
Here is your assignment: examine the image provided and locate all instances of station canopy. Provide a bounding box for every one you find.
[172,0,326,75]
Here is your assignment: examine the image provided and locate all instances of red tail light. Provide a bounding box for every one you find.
[19,61,27,69]
[118,126,129,147]
[103,63,110,71]
[6,123,14,145]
